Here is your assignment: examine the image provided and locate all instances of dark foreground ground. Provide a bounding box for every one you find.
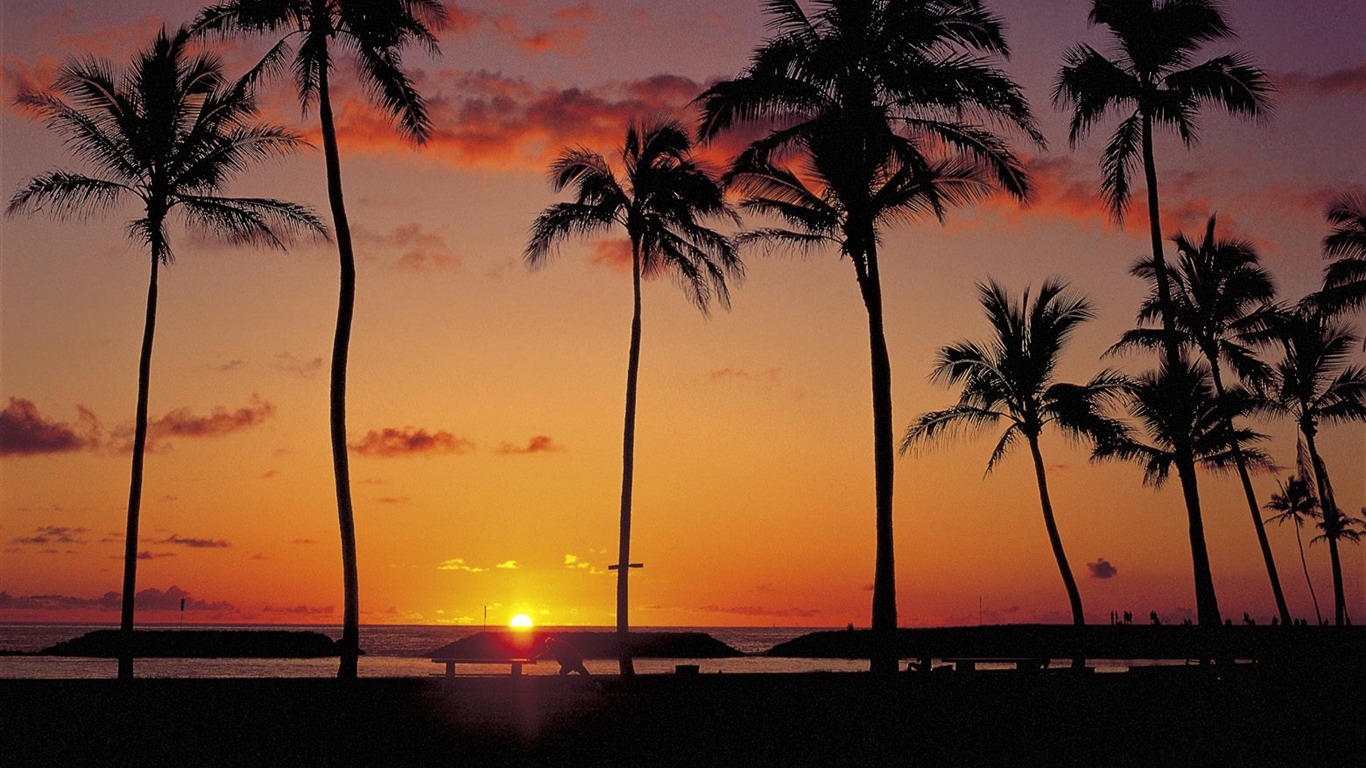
[3,666,1361,767]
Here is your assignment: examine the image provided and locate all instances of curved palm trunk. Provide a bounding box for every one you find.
[118,249,161,681]
[1292,523,1323,625]
[320,68,361,679]
[1026,436,1085,627]
[1142,113,1220,627]
[854,234,898,675]
[1206,364,1291,624]
[615,235,644,678]
[1301,424,1347,625]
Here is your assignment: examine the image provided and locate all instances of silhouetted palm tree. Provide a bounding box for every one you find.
[1251,300,1366,625]
[1092,357,1271,625]
[1056,0,1270,625]
[194,0,447,679]
[1264,474,1323,625]
[902,280,1127,632]
[697,0,1042,674]
[1113,215,1290,623]
[525,120,741,676]
[6,27,324,680]
[1321,192,1366,311]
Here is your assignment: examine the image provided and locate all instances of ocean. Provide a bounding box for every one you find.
[0,624,874,679]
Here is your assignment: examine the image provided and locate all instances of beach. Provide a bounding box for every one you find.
[4,666,1361,767]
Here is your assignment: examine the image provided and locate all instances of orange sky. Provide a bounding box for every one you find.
[1,0,1363,628]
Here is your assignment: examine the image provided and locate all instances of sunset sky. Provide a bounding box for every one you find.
[2,0,1363,630]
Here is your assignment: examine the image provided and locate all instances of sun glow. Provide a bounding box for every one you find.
[509,613,534,629]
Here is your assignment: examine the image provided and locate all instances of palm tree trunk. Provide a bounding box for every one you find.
[1206,364,1291,624]
[1293,524,1323,625]
[320,67,361,679]
[1142,112,1220,628]
[1026,436,1084,627]
[118,248,161,681]
[1301,424,1347,625]
[615,234,644,678]
[855,235,898,675]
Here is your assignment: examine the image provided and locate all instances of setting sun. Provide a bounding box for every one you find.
[509,614,534,629]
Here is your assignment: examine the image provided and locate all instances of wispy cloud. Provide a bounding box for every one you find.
[1276,64,1366,97]
[1086,558,1118,580]
[262,603,336,615]
[496,435,564,455]
[696,604,821,618]
[153,534,231,549]
[437,558,487,573]
[0,585,232,612]
[354,222,460,272]
[349,427,475,458]
[0,399,99,456]
[564,554,605,575]
[11,526,88,546]
[709,367,781,384]
[274,352,324,379]
[495,560,519,570]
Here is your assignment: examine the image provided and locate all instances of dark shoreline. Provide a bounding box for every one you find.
[3,668,1361,767]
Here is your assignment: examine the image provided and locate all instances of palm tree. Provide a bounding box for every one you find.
[1264,474,1323,625]
[697,0,1042,674]
[6,27,325,680]
[902,280,1127,634]
[1113,215,1291,623]
[1321,192,1366,311]
[1252,299,1366,625]
[525,120,741,676]
[1055,0,1271,625]
[194,0,447,679]
[1092,357,1271,626]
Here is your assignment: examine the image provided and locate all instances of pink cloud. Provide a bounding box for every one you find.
[496,435,564,455]
[0,399,99,456]
[354,222,460,272]
[1276,65,1366,97]
[349,427,475,457]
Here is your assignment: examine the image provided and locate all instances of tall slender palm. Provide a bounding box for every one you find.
[1113,215,1291,623]
[525,120,741,676]
[1252,300,1366,625]
[1264,475,1323,625]
[1056,0,1271,625]
[194,0,447,678]
[6,27,324,679]
[697,0,1042,674]
[1092,357,1271,625]
[902,280,1127,632]
[1321,192,1366,311]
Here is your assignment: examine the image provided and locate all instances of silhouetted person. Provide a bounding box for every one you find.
[536,636,591,676]
[1243,612,1255,626]
[1149,611,1161,626]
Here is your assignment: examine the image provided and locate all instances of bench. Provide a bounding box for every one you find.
[431,657,536,681]
[941,657,1050,672]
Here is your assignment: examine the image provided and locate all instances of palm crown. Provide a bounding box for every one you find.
[7,26,324,256]
[1054,0,1272,220]
[525,120,741,311]
[193,0,447,142]
[903,279,1127,470]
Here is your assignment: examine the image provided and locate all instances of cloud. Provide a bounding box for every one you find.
[496,435,564,455]
[262,603,336,615]
[121,395,276,451]
[564,554,606,574]
[0,399,99,456]
[11,526,88,546]
[1276,65,1366,97]
[589,239,633,273]
[214,359,246,373]
[291,538,317,545]
[0,585,232,612]
[136,551,175,560]
[274,352,324,379]
[315,70,726,172]
[437,558,487,573]
[349,427,475,457]
[696,604,822,618]
[495,560,519,570]
[1086,558,1118,580]
[153,534,231,549]
[354,222,460,272]
[376,496,412,505]
[709,367,781,384]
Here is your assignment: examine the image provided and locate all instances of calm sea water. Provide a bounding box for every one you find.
[0,624,875,679]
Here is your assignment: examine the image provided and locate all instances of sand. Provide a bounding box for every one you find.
[2,667,1360,767]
